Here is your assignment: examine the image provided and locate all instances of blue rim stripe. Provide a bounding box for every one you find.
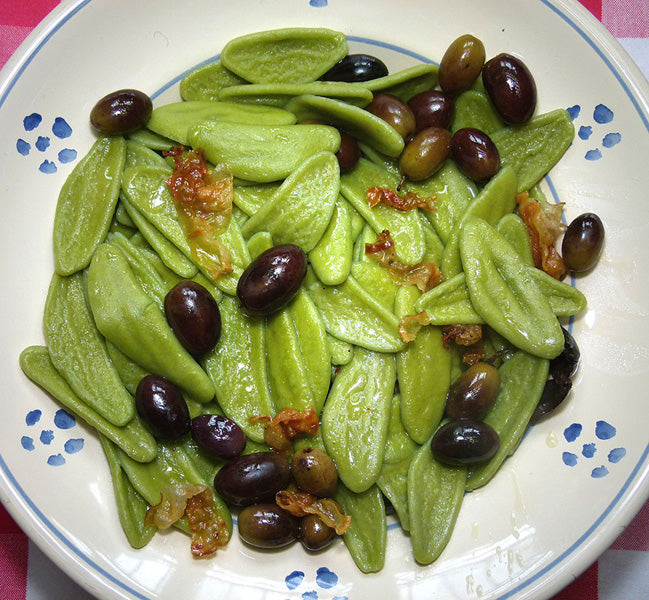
[0,1,648,599]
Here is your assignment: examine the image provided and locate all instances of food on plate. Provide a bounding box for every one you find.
[19,27,605,572]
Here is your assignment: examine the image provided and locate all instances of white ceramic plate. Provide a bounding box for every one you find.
[1,0,649,598]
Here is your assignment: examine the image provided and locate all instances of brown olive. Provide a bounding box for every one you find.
[164,280,221,357]
[399,126,451,181]
[445,362,500,420]
[300,514,336,552]
[336,131,361,172]
[451,127,501,181]
[431,419,500,466]
[291,447,338,498]
[482,53,537,124]
[238,503,300,549]
[214,452,290,506]
[90,89,152,135]
[561,213,605,272]
[366,93,416,140]
[439,34,486,95]
[408,90,454,131]
[236,244,307,316]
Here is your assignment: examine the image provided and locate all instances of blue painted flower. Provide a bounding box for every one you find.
[560,420,625,478]
[16,113,78,174]
[284,568,347,599]
[569,103,621,161]
[21,408,84,466]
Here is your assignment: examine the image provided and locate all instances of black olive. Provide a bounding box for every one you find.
[190,414,246,460]
[431,419,500,466]
[90,89,152,135]
[451,127,501,181]
[562,213,605,272]
[321,54,389,83]
[134,375,190,440]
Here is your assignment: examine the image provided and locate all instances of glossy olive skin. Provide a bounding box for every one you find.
[431,419,500,466]
[190,414,246,460]
[408,90,454,132]
[90,89,152,135]
[300,514,336,552]
[399,127,451,181]
[321,53,389,82]
[451,127,501,181]
[214,452,291,506]
[530,378,572,424]
[366,93,416,140]
[439,34,486,95]
[238,503,300,549]
[236,244,307,316]
[445,362,501,420]
[482,53,537,124]
[135,375,190,440]
[291,447,338,498]
[336,131,361,172]
[550,327,580,380]
[561,213,605,272]
[164,280,221,356]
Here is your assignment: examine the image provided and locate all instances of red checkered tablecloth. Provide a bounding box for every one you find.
[1,1,648,599]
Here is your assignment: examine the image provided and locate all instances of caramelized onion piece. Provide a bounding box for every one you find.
[164,146,234,279]
[398,311,431,343]
[250,407,319,457]
[276,488,351,535]
[366,186,436,212]
[366,230,444,292]
[516,191,568,280]
[145,483,230,558]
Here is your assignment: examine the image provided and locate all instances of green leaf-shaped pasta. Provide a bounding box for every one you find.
[309,276,404,353]
[395,286,450,444]
[467,351,549,490]
[240,151,339,251]
[43,272,134,426]
[408,438,467,564]
[86,242,215,402]
[334,483,386,573]
[363,63,439,102]
[220,27,348,84]
[201,295,275,442]
[377,456,413,531]
[53,136,126,275]
[383,392,419,464]
[451,89,504,134]
[286,94,404,157]
[340,158,425,264]
[188,120,340,182]
[491,108,575,193]
[495,213,535,266]
[233,182,280,216]
[147,100,296,144]
[219,81,373,108]
[180,60,247,102]
[460,218,564,358]
[19,346,157,463]
[322,347,395,492]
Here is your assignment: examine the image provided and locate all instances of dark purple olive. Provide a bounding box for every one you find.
[164,280,221,356]
[300,514,336,552]
[431,419,500,466]
[482,53,537,124]
[321,54,389,82]
[561,213,605,272]
[291,447,338,498]
[439,34,486,95]
[236,244,307,316]
[550,326,580,381]
[190,414,246,460]
[90,89,152,135]
[366,93,416,140]
[238,503,300,549]
[135,375,190,440]
[446,362,500,420]
[408,90,454,132]
[214,452,290,506]
[530,378,573,424]
[399,126,451,181]
[451,127,501,181]
[336,130,361,172]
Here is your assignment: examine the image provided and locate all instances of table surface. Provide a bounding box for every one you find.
[1,1,648,599]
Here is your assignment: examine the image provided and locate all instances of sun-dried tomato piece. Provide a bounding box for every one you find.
[442,324,483,348]
[516,191,568,281]
[365,230,444,292]
[145,483,230,558]
[398,311,431,343]
[366,186,436,212]
[164,146,234,279]
[276,488,351,535]
[250,407,319,457]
